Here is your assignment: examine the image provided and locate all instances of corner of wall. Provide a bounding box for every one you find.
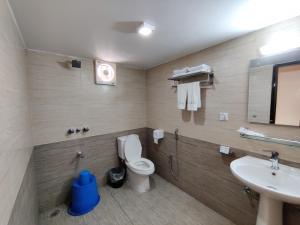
[5,0,26,48]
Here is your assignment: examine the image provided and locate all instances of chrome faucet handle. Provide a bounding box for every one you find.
[67,128,75,135]
[271,151,279,159]
[77,151,85,158]
[270,152,279,170]
[82,127,90,133]
[262,150,279,159]
[262,150,279,170]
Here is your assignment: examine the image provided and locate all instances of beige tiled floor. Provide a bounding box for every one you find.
[40,174,236,225]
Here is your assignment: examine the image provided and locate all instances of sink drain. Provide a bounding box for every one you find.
[50,209,60,218]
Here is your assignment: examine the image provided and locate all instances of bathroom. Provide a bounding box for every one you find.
[1,0,300,225]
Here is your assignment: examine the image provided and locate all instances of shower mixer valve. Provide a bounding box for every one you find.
[67,127,89,135]
[67,128,75,135]
[82,127,90,133]
[75,128,81,133]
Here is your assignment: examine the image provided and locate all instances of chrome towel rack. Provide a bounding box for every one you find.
[168,71,214,88]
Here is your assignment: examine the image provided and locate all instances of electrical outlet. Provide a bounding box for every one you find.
[220,145,230,155]
[219,112,229,121]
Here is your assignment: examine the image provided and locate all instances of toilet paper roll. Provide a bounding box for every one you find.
[153,129,164,144]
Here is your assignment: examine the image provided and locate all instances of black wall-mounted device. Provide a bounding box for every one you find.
[71,60,81,68]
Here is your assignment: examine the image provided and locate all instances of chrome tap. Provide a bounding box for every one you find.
[76,151,85,159]
[270,151,279,170]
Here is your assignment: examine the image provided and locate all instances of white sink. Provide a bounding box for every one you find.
[230,156,300,225]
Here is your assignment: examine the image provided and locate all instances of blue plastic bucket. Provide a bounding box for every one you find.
[68,170,100,216]
[78,170,91,185]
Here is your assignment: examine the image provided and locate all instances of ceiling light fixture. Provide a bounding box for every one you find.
[137,22,155,37]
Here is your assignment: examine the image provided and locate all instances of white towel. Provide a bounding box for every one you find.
[177,83,188,110]
[237,127,265,137]
[189,64,212,73]
[187,82,201,111]
[173,67,189,76]
[195,82,201,109]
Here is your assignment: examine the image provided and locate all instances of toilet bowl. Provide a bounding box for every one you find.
[117,134,155,192]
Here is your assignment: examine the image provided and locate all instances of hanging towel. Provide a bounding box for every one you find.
[177,83,188,110]
[187,82,201,111]
[195,82,201,109]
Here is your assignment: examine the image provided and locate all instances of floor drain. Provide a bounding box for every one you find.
[50,209,60,218]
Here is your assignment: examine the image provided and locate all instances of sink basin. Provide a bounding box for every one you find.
[231,156,300,204]
[230,156,300,225]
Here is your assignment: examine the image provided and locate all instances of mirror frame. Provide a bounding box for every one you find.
[248,48,300,125]
[270,60,300,124]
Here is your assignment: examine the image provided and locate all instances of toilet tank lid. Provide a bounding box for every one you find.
[124,134,142,162]
[117,136,127,142]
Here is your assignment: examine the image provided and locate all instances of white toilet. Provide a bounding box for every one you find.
[117,134,155,192]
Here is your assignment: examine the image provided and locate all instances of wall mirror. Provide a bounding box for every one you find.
[248,49,300,127]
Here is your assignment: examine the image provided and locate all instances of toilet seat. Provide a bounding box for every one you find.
[126,158,155,175]
[124,134,155,176]
[124,134,142,162]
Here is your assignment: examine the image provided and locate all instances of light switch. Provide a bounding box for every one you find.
[219,112,229,121]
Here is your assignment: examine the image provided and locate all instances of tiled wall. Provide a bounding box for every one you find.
[27,50,147,146]
[34,128,147,212]
[8,156,39,225]
[0,1,33,225]
[146,129,300,225]
[146,16,300,163]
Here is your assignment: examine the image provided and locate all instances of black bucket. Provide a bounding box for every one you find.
[107,167,126,188]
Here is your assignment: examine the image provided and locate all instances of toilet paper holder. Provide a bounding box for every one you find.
[153,129,164,144]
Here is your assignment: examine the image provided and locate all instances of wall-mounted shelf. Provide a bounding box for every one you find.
[168,71,213,81]
[168,71,214,88]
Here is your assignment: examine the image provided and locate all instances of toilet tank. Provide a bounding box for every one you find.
[117,135,128,159]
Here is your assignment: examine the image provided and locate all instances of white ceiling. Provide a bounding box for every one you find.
[9,0,300,69]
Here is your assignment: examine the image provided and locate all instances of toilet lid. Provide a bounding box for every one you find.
[124,134,142,162]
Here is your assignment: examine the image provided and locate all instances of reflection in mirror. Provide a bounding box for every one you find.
[248,65,273,123]
[271,63,300,126]
[248,49,300,127]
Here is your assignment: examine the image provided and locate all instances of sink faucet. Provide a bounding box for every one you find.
[270,151,279,170]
